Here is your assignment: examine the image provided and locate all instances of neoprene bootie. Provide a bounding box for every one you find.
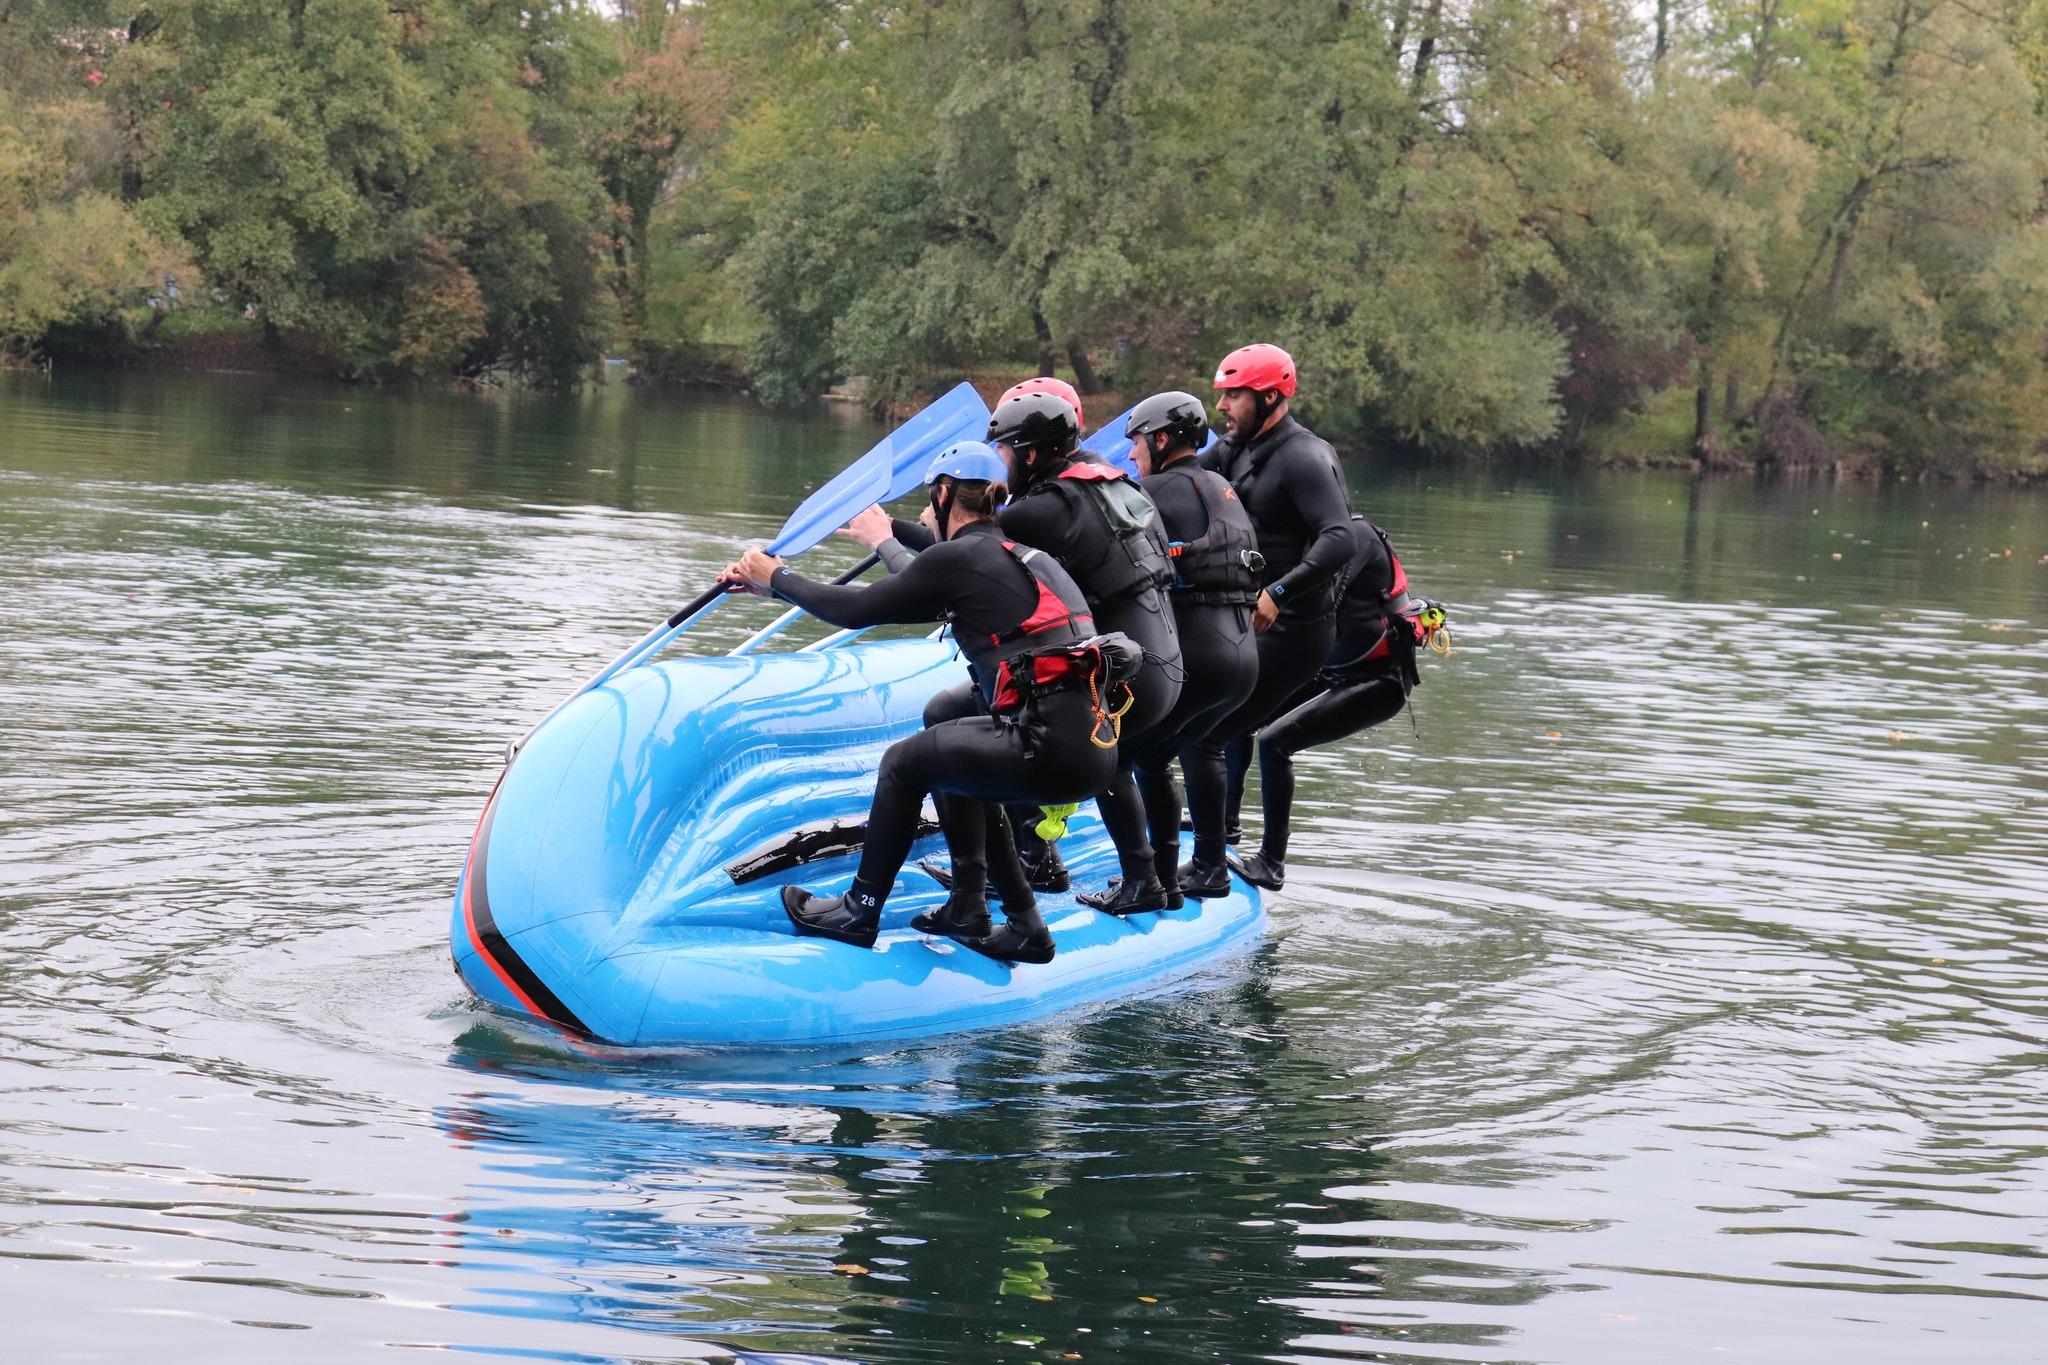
[1176,859,1232,900]
[910,888,993,939]
[782,883,882,948]
[961,905,1056,965]
[1077,876,1172,915]
[1155,854,1184,910]
[1227,849,1285,891]
[1020,842,1070,893]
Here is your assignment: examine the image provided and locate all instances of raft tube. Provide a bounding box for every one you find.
[450,636,1265,1047]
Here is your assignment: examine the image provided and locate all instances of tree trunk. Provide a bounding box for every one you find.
[1067,343,1100,395]
[1822,187,1870,319]
[1654,0,1671,73]
[1693,249,1727,464]
[626,204,652,341]
[121,111,143,202]
[1693,361,1716,464]
[1409,0,1444,99]
[1767,176,1870,393]
[1749,0,1780,89]
[1031,307,1057,378]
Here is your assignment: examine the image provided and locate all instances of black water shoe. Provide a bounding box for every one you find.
[910,889,993,939]
[1077,876,1173,915]
[1176,859,1232,900]
[781,885,880,948]
[1227,850,1286,892]
[1021,843,1070,893]
[960,921,1056,965]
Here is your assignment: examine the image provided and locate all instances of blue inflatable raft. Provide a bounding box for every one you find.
[449,635,1266,1047]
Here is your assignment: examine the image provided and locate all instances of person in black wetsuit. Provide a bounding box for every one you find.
[885,392,1186,912]
[1232,517,1424,890]
[1191,343,1354,853]
[1073,391,1261,909]
[717,443,1118,964]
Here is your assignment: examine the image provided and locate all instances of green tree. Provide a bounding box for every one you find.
[0,5,187,356]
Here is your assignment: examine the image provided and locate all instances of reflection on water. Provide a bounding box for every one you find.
[1,369,2044,1362]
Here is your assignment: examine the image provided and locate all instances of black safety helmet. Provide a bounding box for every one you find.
[1124,390,1209,450]
[986,393,1080,470]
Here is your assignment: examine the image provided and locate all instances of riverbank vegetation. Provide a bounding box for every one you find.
[4,0,2047,476]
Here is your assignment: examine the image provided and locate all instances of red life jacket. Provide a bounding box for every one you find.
[979,541,1099,715]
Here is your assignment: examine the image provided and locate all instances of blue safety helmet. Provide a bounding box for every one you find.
[924,440,1009,486]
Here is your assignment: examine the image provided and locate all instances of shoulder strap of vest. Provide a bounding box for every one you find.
[1056,462,1125,483]
[1351,516,1409,606]
[1171,467,1236,551]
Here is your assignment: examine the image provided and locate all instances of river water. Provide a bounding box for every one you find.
[2,370,2043,1363]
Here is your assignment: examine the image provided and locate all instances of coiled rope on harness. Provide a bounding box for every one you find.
[1418,602,1451,656]
[1086,664,1136,750]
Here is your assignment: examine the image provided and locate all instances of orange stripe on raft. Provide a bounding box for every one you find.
[459,785,547,1021]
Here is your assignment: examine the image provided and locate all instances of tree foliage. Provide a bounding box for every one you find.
[4,0,2047,470]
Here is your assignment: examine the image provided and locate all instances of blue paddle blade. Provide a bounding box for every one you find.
[880,381,994,501]
[1080,405,1141,476]
[768,382,991,556]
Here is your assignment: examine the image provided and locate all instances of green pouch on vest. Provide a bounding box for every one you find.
[1082,478,1157,537]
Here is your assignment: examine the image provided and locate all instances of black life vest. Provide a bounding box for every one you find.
[964,541,1099,715]
[1329,516,1421,678]
[1146,460,1263,608]
[1036,461,1174,608]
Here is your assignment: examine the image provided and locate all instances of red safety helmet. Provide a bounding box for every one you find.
[1212,343,1297,398]
[999,376,1084,430]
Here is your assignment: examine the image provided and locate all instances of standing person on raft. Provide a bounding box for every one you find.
[866,388,1187,913]
[717,444,1131,964]
[1190,343,1354,879]
[1074,390,1262,909]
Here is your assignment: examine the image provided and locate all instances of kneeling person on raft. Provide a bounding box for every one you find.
[896,388,1184,906]
[717,443,1136,965]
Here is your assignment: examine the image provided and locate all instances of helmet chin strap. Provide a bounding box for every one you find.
[1253,389,1281,432]
[1019,443,1051,486]
[930,481,957,540]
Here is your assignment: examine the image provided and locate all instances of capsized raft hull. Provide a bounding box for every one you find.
[450,637,1265,1047]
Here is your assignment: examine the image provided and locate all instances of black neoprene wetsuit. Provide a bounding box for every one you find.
[1104,455,1260,876]
[1195,414,1353,835]
[767,521,1117,908]
[1252,518,1417,863]
[894,460,1184,886]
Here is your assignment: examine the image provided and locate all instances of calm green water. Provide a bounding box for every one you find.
[2,369,2045,1363]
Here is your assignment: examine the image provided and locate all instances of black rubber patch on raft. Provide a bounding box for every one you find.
[726,815,940,885]
[468,792,592,1037]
